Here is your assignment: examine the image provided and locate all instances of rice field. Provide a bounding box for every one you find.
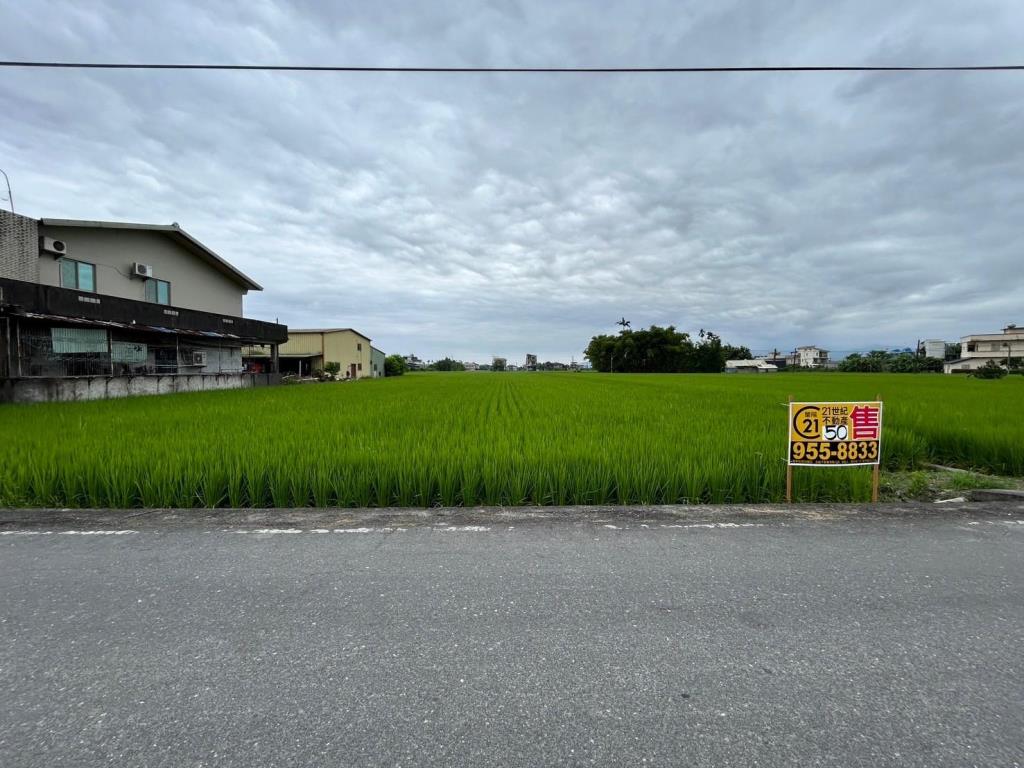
[1,373,1022,508]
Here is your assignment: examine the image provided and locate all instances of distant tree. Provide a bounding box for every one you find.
[970,360,1007,379]
[429,357,466,371]
[492,357,507,372]
[721,344,753,361]
[840,351,943,373]
[323,361,341,378]
[384,354,408,377]
[583,325,748,373]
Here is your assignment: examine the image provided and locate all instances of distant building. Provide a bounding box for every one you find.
[725,359,778,374]
[524,353,537,371]
[790,346,830,369]
[921,339,946,359]
[370,346,385,378]
[463,361,480,371]
[758,350,789,369]
[944,324,1024,373]
[404,354,425,371]
[246,328,373,379]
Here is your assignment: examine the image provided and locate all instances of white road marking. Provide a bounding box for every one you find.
[1,530,136,536]
[438,525,491,532]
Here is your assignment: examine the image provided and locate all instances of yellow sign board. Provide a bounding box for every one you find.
[788,401,883,466]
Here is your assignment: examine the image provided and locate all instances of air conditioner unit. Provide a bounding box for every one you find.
[133,263,155,278]
[41,236,68,255]
[191,351,207,366]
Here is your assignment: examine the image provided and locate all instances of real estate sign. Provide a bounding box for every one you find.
[788,401,883,466]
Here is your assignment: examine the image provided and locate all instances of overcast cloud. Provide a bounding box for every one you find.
[1,1,1022,361]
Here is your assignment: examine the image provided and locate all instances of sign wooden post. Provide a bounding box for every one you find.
[786,394,793,503]
[871,393,881,502]
[786,398,884,503]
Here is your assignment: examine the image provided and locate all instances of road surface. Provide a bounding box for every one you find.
[2,512,1022,766]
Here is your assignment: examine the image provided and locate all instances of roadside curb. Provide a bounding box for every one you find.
[2,500,1022,530]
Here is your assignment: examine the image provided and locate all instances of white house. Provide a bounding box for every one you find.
[944,325,1024,373]
[790,346,830,368]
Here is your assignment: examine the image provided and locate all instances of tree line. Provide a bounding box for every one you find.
[584,326,751,373]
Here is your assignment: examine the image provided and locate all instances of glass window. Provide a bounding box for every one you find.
[357,343,362,351]
[77,262,95,292]
[145,278,171,305]
[59,259,76,288]
[58,258,96,291]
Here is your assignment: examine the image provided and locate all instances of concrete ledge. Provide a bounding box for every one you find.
[1,372,281,403]
[968,489,1024,502]
[2,500,1022,531]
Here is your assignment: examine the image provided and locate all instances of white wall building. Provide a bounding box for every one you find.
[790,346,830,368]
[944,325,1024,373]
[922,339,946,359]
[725,359,778,374]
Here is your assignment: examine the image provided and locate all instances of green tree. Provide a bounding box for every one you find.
[429,357,466,371]
[840,351,943,373]
[384,354,408,377]
[584,325,747,373]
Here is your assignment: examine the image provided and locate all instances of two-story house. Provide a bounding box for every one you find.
[789,345,831,369]
[0,209,287,402]
[944,325,1024,373]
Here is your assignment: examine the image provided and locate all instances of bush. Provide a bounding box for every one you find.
[970,361,1007,379]
[385,355,408,377]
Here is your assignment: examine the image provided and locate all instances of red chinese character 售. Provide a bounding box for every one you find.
[851,405,880,439]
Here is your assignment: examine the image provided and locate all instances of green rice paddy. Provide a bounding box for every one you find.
[1,373,1021,508]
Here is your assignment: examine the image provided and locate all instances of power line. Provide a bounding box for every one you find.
[0,61,1023,74]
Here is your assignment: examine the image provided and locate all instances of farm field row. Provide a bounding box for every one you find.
[1,373,1021,508]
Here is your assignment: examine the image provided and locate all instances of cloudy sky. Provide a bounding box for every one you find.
[1,1,1022,362]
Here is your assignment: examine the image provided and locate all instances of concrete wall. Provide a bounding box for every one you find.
[0,210,39,283]
[0,372,280,403]
[37,225,245,316]
[371,347,385,377]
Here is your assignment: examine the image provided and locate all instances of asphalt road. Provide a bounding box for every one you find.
[2,514,1022,767]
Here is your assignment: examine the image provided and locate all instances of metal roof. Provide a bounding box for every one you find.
[289,328,372,341]
[39,218,263,292]
[15,311,244,340]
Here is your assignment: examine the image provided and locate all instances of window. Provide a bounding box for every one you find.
[145,278,171,305]
[58,258,96,292]
[358,363,362,370]
[357,342,362,351]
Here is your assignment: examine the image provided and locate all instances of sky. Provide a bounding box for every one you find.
[1,1,1022,363]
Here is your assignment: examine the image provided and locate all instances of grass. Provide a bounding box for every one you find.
[1,373,1022,508]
